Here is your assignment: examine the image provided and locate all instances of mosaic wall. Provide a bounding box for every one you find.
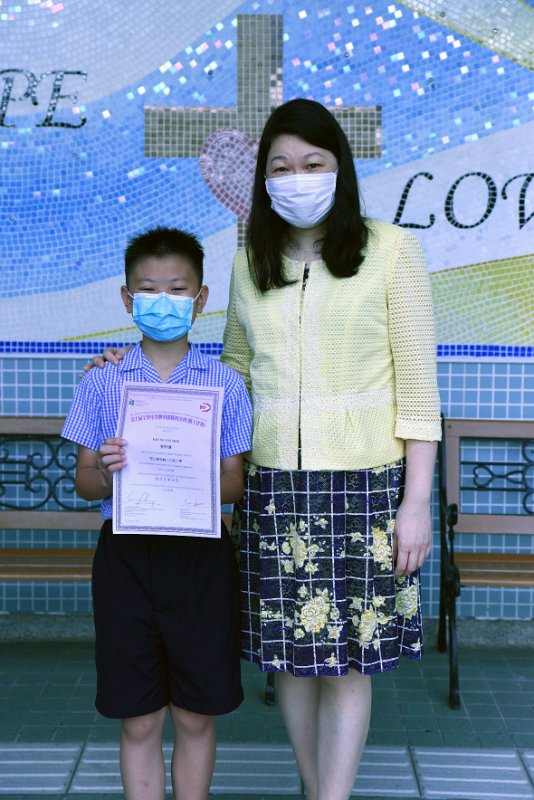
[1,0,533,350]
[1,0,533,617]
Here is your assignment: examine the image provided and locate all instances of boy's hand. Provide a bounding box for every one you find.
[75,441,126,501]
[98,437,128,474]
[82,345,132,373]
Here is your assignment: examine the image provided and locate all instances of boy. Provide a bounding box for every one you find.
[62,227,252,800]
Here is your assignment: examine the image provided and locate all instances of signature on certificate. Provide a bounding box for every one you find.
[182,496,207,509]
[127,490,163,509]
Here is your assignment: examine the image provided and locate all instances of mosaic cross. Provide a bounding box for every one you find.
[144,14,382,246]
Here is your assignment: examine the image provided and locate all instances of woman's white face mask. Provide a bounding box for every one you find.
[265,171,337,229]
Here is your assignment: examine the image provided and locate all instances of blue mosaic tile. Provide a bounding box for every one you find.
[0,341,224,355]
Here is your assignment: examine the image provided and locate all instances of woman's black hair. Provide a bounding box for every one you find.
[246,98,369,293]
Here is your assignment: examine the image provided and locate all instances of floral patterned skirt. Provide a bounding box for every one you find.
[234,458,423,677]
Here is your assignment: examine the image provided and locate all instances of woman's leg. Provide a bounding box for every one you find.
[120,707,167,800]
[316,672,372,800]
[277,671,372,800]
[169,704,216,800]
[276,673,320,800]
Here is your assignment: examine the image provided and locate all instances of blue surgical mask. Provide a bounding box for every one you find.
[128,289,201,342]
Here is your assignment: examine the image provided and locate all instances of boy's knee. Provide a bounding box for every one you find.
[170,704,213,738]
[121,709,165,744]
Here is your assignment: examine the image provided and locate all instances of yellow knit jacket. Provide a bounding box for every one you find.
[221,220,442,470]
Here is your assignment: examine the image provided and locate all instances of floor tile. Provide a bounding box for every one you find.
[0,641,533,796]
[413,748,534,800]
[68,744,124,794]
[351,747,420,797]
[405,732,445,747]
[522,751,534,783]
[0,744,80,794]
[514,735,534,749]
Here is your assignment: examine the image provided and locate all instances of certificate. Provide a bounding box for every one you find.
[113,382,223,537]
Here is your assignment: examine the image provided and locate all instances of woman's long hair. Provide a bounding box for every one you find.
[247,99,369,293]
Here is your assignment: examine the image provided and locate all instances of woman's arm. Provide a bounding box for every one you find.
[220,255,253,392]
[386,229,441,576]
[393,439,437,577]
[387,231,442,442]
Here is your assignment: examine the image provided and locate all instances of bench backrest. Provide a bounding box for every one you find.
[443,418,534,536]
[0,416,101,531]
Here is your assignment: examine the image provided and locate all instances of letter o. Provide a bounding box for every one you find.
[444,172,497,229]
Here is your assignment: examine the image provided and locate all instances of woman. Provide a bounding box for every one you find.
[220,98,441,800]
[89,99,441,800]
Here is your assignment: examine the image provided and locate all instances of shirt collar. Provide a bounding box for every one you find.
[118,342,209,375]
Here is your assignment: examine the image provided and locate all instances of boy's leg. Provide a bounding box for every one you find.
[120,706,167,800]
[169,703,216,800]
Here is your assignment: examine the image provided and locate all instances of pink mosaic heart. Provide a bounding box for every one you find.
[200,129,258,221]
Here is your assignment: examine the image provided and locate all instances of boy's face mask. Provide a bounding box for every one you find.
[128,289,201,342]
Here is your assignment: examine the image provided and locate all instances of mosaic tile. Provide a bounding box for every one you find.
[431,254,534,346]
[397,0,534,70]
[2,0,533,346]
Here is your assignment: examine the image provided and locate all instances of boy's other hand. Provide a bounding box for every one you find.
[98,437,128,474]
[82,345,132,373]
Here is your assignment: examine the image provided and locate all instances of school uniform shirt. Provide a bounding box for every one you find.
[221,219,442,471]
[62,343,252,519]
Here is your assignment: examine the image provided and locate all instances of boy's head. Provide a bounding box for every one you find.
[121,226,208,343]
[124,226,204,290]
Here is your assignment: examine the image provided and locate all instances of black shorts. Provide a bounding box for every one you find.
[92,519,243,719]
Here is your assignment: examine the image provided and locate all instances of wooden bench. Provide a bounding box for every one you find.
[437,417,534,709]
[0,416,100,582]
[0,547,95,582]
[0,416,232,582]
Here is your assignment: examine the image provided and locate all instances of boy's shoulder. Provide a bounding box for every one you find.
[190,347,247,391]
[79,346,139,393]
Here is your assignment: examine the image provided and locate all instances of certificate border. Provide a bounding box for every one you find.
[113,382,222,537]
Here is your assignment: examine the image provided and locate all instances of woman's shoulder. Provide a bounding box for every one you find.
[365,219,423,258]
[233,247,249,267]
[230,247,256,290]
[366,218,406,244]
[230,247,247,275]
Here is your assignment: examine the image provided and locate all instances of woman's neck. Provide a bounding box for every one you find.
[283,224,325,262]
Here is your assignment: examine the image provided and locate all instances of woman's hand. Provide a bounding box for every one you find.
[82,345,132,373]
[393,498,431,577]
[393,439,437,577]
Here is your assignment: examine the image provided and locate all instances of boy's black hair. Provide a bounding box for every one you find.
[124,226,204,287]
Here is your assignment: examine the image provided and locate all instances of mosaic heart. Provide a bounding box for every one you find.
[200,129,258,221]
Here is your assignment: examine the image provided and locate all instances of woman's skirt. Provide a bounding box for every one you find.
[235,458,423,676]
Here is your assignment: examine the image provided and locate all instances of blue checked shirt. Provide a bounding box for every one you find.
[62,343,252,519]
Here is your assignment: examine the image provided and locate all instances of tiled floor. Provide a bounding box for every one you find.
[0,638,533,798]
